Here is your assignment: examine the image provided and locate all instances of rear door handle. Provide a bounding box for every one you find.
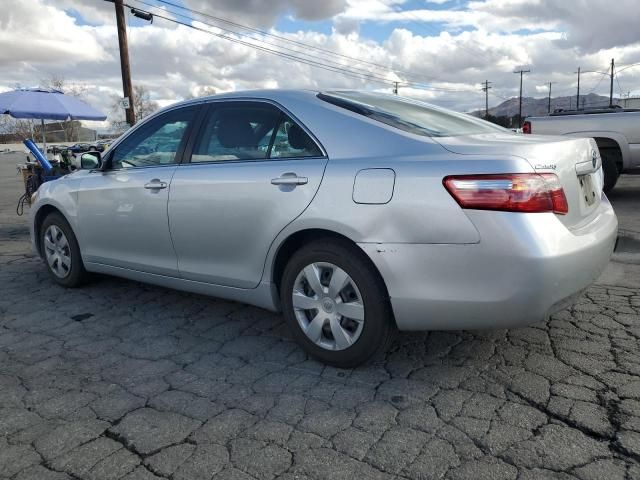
[144,179,168,189]
[271,174,308,186]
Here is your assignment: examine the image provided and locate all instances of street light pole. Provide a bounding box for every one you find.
[114,0,136,126]
[547,82,555,114]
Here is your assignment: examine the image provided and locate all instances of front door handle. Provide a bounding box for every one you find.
[271,174,308,186]
[144,179,168,189]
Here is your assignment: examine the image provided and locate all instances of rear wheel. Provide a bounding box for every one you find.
[600,148,621,193]
[280,239,395,368]
[40,213,88,287]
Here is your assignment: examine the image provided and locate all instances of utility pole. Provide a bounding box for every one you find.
[114,0,135,126]
[547,82,555,114]
[513,69,530,128]
[393,82,398,95]
[609,58,615,108]
[481,80,492,119]
[574,67,581,110]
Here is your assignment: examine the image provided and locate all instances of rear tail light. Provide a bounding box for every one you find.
[443,173,568,215]
[522,121,531,134]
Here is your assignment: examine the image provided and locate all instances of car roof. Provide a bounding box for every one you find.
[176,89,321,108]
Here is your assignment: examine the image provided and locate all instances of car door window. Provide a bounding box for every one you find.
[111,106,197,169]
[270,116,322,158]
[191,102,323,163]
[191,104,280,163]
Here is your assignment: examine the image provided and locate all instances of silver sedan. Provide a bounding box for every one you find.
[29,90,618,367]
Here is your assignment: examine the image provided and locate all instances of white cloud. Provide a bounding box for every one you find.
[1,0,640,134]
[184,0,347,28]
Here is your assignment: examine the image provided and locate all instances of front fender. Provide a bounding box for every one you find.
[29,175,83,255]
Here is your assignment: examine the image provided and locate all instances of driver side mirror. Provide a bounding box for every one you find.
[80,151,102,169]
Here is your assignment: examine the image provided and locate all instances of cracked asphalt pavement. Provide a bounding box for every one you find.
[1,151,640,479]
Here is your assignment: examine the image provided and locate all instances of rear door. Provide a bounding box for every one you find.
[168,100,328,288]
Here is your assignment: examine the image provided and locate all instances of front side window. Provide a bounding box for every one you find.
[191,102,322,163]
[111,106,197,169]
[318,90,506,138]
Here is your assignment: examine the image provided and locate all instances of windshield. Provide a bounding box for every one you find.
[318,90,506,138]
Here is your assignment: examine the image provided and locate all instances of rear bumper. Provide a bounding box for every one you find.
[359,196,618,331]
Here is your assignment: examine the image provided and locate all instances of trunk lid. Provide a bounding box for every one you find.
[433,132,603,230]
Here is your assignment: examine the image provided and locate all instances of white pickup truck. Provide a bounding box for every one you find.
[524,107,640,192]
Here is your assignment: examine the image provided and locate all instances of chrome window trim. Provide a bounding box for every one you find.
[177,156,327,167]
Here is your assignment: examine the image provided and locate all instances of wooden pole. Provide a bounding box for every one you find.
[115,0,136,126]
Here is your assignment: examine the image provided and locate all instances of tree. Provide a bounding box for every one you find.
[0,116,34,142]
[40,74,89,142]
[109,85,159,134]
[185,85,217,99]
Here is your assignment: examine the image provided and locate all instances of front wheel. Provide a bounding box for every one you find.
[40,212,88,287]
[280,239,395,368]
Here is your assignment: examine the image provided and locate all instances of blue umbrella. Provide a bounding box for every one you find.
[0,87,107,152]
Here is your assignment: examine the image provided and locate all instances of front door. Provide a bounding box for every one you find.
[78,105,199,276]
[168,101,328,288]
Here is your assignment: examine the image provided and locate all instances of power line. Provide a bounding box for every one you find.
[129,0,483,94]
[131,0,395,85]
[125,3,396,87]
[144,0,446,87]
[615,73,624,96]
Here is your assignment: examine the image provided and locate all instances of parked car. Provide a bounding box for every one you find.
[29,90,617,367]
[93,139,114,152]
[67,143,93,153]
[524,107,640,192]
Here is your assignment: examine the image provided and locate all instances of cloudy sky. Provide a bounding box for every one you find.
[1,0,639,130]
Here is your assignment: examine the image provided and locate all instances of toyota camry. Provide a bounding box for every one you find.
[29,90,618,367]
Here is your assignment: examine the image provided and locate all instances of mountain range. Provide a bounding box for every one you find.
[471,93,613,118]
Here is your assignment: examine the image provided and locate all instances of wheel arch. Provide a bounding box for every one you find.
[270,228,392,313]
[592,136,623,171]
[33,204,72,257]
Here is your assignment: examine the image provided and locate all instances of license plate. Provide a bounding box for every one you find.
[579,174,597,206]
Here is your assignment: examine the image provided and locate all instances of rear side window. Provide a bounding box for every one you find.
[191,102,322,163]
[318,90,505,138]
[270,116,322,158]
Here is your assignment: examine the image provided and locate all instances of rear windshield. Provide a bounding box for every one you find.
[318,90,505,138]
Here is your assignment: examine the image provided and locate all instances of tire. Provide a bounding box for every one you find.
[280,238,396,368]
[40,212,88,287]
[601,148,621,193]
